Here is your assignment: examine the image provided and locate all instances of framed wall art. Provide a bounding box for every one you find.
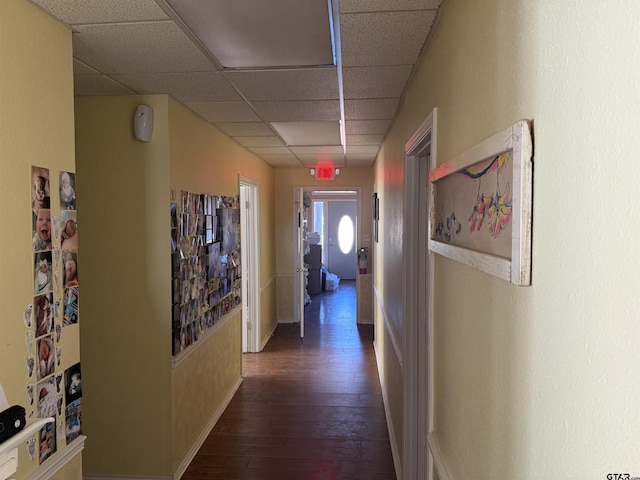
[429,119,533,286]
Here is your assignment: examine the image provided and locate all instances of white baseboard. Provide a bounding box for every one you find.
[173,376,243,479]
[373,342,403,480]
[260,321,278,351]
[28,435,85,480]
[428,433,453,480]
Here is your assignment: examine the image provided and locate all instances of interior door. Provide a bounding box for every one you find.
[294,187,306,339]
[326,200,357,280]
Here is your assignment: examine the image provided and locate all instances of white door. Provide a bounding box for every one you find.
[326,200,357,280]
[240,178,260,352]
[294,187,306,339]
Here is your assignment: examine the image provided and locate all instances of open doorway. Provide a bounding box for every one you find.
[294,188,361,328]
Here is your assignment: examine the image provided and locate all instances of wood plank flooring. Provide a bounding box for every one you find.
[182,280,397,480]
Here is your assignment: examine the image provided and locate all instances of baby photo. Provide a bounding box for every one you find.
[31,166,50,210]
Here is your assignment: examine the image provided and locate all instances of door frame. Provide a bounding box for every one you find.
[239,176,260,353]
[293,186,362,323]
[402,108,437,480]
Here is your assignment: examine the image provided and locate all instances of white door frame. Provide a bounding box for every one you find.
[240,176,260,353]
[402,108,437,480]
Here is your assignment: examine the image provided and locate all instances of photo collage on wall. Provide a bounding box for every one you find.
[170,191,242,356]
[26,166,82,465]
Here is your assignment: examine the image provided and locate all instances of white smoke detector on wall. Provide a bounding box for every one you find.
[134,105,153,142]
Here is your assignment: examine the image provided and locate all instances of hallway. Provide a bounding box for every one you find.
[182,280,397,479]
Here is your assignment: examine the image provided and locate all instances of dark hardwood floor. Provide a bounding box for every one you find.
[182,280,397,479]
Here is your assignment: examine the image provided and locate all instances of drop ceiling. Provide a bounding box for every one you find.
[29,0,443,168]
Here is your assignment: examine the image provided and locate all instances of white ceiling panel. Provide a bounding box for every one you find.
[224,69,339,101]
[111,72,242,102]
[214,123,275,137]
[340,0,440,13]
[344,99,400,120]
[30,0,168,24]
[289,146,344,155]
[248,146,292,155]
[72,22,215,74]
[233,137,284,148]
[343,66,413,99]
[33,0,445,168]
[74,75,135,96]
[346,134,384,145]
[185,102,261,123]
[345,119,392,135]
[271,122,341,146]
[340,11,437,67]
[296,155,346,167]
[164,0,334,69]
[252,101,341,122]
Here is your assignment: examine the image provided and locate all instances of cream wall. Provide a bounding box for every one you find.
[375,0,640,478]
[0,2,82,479]
[75,94,277,477]
[273,168,373,322]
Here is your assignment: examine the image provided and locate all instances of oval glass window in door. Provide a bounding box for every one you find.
[338,215,355,254]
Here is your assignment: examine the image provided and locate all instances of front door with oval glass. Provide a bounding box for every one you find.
[327,200,357,280]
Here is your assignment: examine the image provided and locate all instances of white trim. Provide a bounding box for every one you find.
[172,376,243,480]
[373,342,402,480]
[27,435,85,480]
[402,108,437,480]
[427,433,454,480]
[171,306,241,368]
[373,285,403,367]
[239,176,261,353]
[260,320,278,351]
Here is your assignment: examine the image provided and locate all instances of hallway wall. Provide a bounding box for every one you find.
[374,0,640,478]
[273,168,374,323]
[0,2,82,479]
[75,95,276,477]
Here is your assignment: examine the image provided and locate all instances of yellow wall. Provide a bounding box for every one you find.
[273,167,373,322]
[75,94,277,477]
[0,1,81,478]
[375,0,640,478]
[75,95,173,476]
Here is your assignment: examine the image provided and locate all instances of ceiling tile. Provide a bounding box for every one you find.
[345,119,392,135]
[345,155,376,167]
[259,155,303,167]
[224,68,339,101]
[248,146,292,155]
[344,98,399,120]
[234,137,284,148]
[343,66,413,99]
[73,59,100,75]
[30,0,168,24]
[346,134,384,145]
[74,75,135,96]
[111,71,242,102]
[185,102,261,123]
[347,145,380,155]
[289,146,344,155]
[214,122,275,137]
[296,154,346,167]
[72,22,215,74]
[271,122,341,146]
[252,100,340,122]
[340,0,440,13]
[340,11,436,67]
[165,0,333,68]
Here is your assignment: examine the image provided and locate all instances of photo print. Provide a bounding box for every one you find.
[37,378,57,418]
[62,250,79,288]
[60,210,78,251]
[32,208,52,252]
[39,421,56,464]
[220,208,239,256]
[65,399,82,444]
[63,286,79,326]
[34,292,54,338]
[64,362,82,404]
[37,335,55,380]
[34,251,53,295]
[31,166,51,210]
[59,171,76,210]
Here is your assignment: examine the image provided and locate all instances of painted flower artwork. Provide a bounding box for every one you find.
[487,185,512,239]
